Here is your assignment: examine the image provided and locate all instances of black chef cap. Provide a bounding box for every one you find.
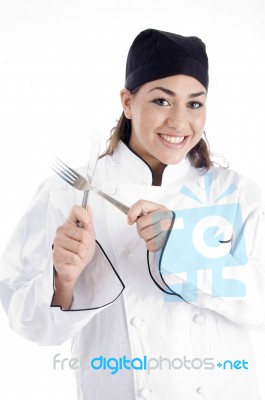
[125,28,209,91]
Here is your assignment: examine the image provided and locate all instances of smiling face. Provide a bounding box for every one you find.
[121,75,207,173]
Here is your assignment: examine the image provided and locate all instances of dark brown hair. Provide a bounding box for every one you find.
[100,111,213,170]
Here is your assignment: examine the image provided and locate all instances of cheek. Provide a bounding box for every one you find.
[132,105,156,132]
[193,112,206,133]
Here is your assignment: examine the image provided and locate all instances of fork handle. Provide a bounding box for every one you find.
[77,191,89,228]
[81,191,89,208]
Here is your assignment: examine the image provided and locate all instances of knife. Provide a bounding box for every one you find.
[81,128,101,208]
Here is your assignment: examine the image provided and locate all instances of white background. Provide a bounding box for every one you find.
[0,0,265,398]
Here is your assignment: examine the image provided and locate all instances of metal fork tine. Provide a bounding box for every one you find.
[51,165,75,185]
[55,157,78,179]
[52,158,80,185]
[53,164,76,183]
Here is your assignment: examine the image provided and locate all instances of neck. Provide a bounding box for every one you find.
[151,163,167,186]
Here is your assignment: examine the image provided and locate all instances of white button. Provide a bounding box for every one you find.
[140,388,150,398]
[196,386,206,396]
[197,180,204,189]
[106,185,117,195]
[193,314,205,325]
[119,248,129,258]
[130,316,142,328]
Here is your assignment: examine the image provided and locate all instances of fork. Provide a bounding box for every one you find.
[51,158,129,215]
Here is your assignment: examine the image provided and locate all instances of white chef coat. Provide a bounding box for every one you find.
[0,141,265,400]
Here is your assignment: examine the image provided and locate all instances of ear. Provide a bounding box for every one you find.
[120,88,132,119]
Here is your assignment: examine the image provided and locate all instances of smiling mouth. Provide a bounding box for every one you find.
[159,134,186,144]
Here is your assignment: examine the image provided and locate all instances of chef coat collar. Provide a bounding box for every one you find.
[112,141,191,186]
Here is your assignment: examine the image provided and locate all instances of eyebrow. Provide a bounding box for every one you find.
[148,86,207,98]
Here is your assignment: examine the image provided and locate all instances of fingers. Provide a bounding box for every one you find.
[127,200,174,251]
[136,210,173,235]
[67,205,93,230]
[136,216,171,240]
[127,199,167,224]
[55,205,95,245]
[53,247,84,268]
[54,229,93,261]
[146,231,169,252]
[53,231,96,267]
[52,205,96,280]
[137,212,173,251]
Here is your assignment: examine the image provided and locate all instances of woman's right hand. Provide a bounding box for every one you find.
[52,205,96,286]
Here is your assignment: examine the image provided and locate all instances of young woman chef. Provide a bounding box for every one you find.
[1,28,265,399]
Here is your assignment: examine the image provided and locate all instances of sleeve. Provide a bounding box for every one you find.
[0,178,124,346]
[148,179,265,330]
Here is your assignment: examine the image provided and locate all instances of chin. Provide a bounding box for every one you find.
[162,155,186,165]
[157,147,190,165]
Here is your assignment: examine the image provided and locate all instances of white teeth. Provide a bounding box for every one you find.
[160,134,185,144]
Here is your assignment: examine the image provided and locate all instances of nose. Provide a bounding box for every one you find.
[167,106,187,131]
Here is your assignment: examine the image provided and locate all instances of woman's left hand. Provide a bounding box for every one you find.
[127,200,174,251]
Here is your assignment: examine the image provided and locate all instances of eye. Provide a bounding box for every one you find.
[152,98,171,106]
[187,101,203,109]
